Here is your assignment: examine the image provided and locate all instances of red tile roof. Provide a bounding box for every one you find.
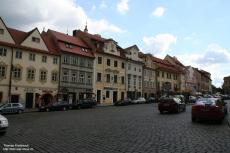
[152,56,180,73]
[48,29,89,48]
[8,28,28,45]
[48,29,94,58]
[41,32,60,55]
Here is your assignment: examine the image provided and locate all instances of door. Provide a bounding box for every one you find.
[113,91,118,103]
[26,93,34,108]
[97,90,101,103]
[11,95,19,103]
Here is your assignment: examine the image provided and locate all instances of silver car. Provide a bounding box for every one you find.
[0,103,24,114]
[0,114,9,134]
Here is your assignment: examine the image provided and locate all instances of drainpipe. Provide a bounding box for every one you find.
[57,54,62,102]
[8,47,14,103]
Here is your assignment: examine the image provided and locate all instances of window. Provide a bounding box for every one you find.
[12,66,22,79]
[106,91,110,98]
[97,73,101,81]
[81,48,87,52]
[63,56,69,64]
[139,68,141,72]
[40,70,47,81]
[29,53,35,61]
[121,76,125,84]
[0,65,6,78]
[121,92,124,100]
[144,70,147,76]
[32,37,40,43]
[71,72,77,83]
[27,69,35,80]
[128,64,131,70]
[128,74,131,88]
[157,71,159,77]
[107,59,110,66]
[53,57,58,64]
[0,48,7,56]
[122,62,125,69]
[63,70,69,82]
[42,56,47,63]
[134,67,136,71]
[80,58,84,66]
[106,74,110,82]
[15,50,22,59]
[52,72,58,82]
[133,75,136,89]
[139,76,142,89]
[162,72,164,78]
[98,57,102,64]
[114,61,117,67]
[87,75,92,84]
[72,57,78,65]
[0,29,4,34]
[88,61,92,68]
[79,73,84,83]
[114,75,117,83]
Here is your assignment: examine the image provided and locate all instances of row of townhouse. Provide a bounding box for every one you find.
[223,76,230,94]
[0,17,212,108]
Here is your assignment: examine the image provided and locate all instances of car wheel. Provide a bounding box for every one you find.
[160,110,163,114]
[0,131,7,135]
[18,110,22,114]
[192,117,196,122]
[216,119,223,124]
[177,106,180,113]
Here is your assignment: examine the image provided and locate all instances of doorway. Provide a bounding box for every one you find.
[26,93,34,108]
[97,90,101,103]
[113,91,117,103]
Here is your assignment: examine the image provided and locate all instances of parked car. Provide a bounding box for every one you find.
[114,98,132,106]
[39,101,70,112]
[192,98,227,123]
[72,98,97,109]
[0,114,8,134]
[158,97,186,114]
[132,97,146,104]
[189,96,197,103]
[174,95,185,103]
[146,97,156,103]
[0,103,24,114]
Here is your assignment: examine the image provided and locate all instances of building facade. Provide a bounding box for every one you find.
[223,76,230,94]
[139,53,157,98]
[0,18,59,108]
[124,45,144,99]
[47,29,95,103]
[74,29,126,105]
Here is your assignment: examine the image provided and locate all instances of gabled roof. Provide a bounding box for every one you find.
[0,17,16,44]
[76,30,107,42]
[165,54,185,68]
[7,28,28,45]
[41,32,60,55]
[48,29,94,58]
[125,44,140,51]
[48,29,89,48]
[152,56,181,73]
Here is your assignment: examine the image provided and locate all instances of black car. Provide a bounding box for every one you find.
[39,101,70,112]
[114,98,132,106]
[158,97,186,114]
[146,97,156,103]
[71,98,97,109]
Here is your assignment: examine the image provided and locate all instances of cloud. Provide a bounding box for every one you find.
[177,43,230,87]
[91,5,96,11]
[143,33,177,57]
[99,0,107,9]
[152,7,165,17]
[0,0,123,34]
[117,0,129,14]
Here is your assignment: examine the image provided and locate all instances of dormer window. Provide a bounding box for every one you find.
[32,37,40,43]
[65,43,73,48]
[0,29,4,34]
[81,48,88,52]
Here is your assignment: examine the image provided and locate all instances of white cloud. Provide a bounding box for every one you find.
[117,0,129,14]
[143,33,177,57]
[0,0,123,34]
[177,43,230,87]
[152,7,165,17]
[99,0,107,9]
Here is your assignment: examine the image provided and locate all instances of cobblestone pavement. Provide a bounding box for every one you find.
[0,103,230,153]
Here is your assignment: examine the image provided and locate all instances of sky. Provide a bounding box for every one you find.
[1,0,230,87]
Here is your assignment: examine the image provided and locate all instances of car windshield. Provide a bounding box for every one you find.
[196,98,216,105]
